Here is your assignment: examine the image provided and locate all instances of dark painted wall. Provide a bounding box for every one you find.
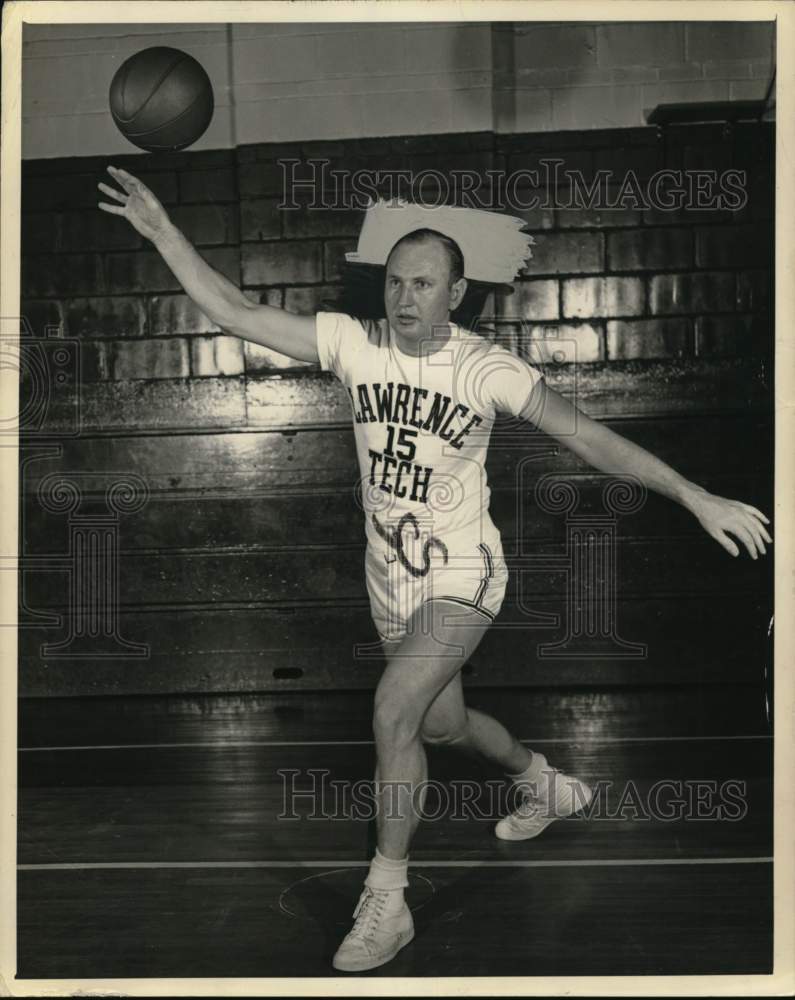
[18,123,774,696]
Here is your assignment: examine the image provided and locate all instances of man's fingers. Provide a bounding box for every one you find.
[732,502,772,543]
[737,512,771,554]
[711,528,739,557]
[98,201,126,217]
[728,523,759,560]
[740,503,770,525]
[97,181,128,203]
[746,515,772,548]
[748,511,773,543]
[745,521,767,556]
[107,165,140,193]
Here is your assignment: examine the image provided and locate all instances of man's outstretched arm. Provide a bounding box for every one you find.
[98,166,319,363]
[524,380,772,560]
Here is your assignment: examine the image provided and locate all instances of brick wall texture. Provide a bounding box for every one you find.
[20,122,773,408]
[17,120,774,697]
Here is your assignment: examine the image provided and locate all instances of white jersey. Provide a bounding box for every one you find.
[315,312,544,559]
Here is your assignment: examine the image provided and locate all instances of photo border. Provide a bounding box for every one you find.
[1,1,792,995]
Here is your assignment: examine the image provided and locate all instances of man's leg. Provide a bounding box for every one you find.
[332,598,489,972]
[414,607,593,843]
[372,598,491,860]
[421,670,593,840]
[420,670,532,773]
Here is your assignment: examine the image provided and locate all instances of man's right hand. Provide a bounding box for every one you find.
[96,164,319,364]
[98,166,172,243]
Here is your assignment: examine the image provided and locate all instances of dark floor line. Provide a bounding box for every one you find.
[17,733,772,752]
[18,856,774,872]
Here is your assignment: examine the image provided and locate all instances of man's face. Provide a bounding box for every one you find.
[384,238,466,349]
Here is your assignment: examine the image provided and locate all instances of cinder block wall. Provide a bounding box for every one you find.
[494,21,775,132]
[22,21,774,156]
[19,121,774,696]
[22,123,773,390]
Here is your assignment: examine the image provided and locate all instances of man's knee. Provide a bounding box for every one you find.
[421,726,467,747]
[373,692,421,749]
[420,711,470,748]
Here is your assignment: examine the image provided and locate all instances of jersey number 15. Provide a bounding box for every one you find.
[384,424,418,462]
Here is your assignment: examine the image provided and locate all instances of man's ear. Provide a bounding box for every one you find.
[449,277,468,311]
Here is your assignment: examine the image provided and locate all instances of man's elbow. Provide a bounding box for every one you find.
[222,296,264,340]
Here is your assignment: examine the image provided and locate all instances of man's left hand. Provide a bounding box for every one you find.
[684,486,772,559]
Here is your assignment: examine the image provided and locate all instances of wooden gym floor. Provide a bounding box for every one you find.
[16,684,773,979]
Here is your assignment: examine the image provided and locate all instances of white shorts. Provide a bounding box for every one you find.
[364,518,509,643]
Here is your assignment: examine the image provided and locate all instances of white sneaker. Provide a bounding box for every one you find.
[332,886,414,972]
[495,768,593,841]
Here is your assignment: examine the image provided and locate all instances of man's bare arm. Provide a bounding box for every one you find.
[525,380,772,560]
[98,166,318,363]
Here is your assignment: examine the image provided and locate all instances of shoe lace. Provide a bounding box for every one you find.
[514,768,561,818]
[350,887,388,941]
[515,793,541,819]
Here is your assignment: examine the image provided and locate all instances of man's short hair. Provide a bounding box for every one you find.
[387,228,465,285]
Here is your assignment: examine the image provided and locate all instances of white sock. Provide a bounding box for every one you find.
[364,848,408,906]
[508,751,549,784]
[508,751,551,799]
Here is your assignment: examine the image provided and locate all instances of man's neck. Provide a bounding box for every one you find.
[390,321,455,358]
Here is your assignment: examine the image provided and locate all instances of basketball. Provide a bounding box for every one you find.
[109,46,214,152]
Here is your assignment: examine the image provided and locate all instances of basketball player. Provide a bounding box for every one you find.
[99,168,772,972]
